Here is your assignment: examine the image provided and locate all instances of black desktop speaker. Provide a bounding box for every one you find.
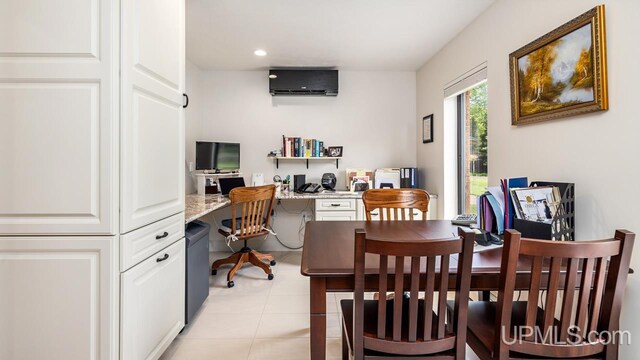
[294,174,306,192]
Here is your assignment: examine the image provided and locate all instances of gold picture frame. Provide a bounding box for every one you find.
[509,5,608,125]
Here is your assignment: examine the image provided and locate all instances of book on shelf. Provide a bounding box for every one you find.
[281,135,326,158]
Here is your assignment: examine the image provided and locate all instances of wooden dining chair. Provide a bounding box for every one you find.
[464,229,634,360]
[210,184,276,288]
[362,189,430,221]
[340,227,475,359]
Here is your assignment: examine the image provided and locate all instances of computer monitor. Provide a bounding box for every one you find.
[195,141,240,171]
[218,177,246,196]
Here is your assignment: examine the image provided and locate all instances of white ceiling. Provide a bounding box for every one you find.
[186,0,495,71]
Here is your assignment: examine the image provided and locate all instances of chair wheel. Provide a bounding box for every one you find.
[270,260,276,266]
[227,281,234,288]
[211,269,217,276]
[268,273,274,280]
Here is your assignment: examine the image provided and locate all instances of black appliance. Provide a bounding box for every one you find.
[195,141,240,171]
[269,70,338,96]
[321,173,337,190]
[294,174,306,192]
[184,220,210,325]
[400,167,418,188]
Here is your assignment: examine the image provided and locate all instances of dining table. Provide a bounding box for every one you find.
[300,220,551,360]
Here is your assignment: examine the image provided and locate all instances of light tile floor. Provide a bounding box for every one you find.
[159,251,480,360]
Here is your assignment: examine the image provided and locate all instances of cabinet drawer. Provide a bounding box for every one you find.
[315,211,357,221]
[120,213,185,272]
[316,199,356,211]
[121,239,185,360]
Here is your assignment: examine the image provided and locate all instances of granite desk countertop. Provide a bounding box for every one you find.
[185,194,230,224]
[275,190,438,200]
[275,190,364,200]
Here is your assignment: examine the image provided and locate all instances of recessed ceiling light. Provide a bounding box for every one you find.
[268,74,277,79]
[254,49,267,57]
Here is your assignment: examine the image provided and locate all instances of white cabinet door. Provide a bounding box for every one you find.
[0,236,118,360]
[121,239,185,360]
[0,0,118,235]
[315,211,357,221]
[120,0,185,233]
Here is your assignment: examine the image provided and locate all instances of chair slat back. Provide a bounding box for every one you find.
[229,185,276,238]
[495,229,634,359]
[362,189,430,221]
[352,227,475,359]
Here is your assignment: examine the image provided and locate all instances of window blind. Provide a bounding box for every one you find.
[443,63,487,98]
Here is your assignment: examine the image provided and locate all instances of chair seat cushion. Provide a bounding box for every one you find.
[219,217,268,235]
[458,301,590,360]
[341,298,455,358]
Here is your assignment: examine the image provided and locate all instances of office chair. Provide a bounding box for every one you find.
[211,184,277,288]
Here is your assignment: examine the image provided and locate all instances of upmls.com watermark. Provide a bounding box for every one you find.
[501,326,631,345]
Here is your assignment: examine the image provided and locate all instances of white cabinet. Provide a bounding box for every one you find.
[0,236,118,360]
[0,0,118,235]
[315,211,357,221]
[315,199,357,221]
[120,213,185,272]
[121,239,185,360]
[0,0,186,359]
[120,0,186,234]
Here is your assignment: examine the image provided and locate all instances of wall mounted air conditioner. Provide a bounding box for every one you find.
[269,69,338,96]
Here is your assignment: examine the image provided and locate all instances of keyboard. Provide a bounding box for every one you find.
[451,213,478,226]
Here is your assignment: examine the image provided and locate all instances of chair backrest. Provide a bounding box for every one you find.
[229,184,276,238]
[495,229,635,359]
[352,227,475,359]
[362,189,430,221]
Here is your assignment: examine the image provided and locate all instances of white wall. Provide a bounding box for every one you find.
[190,70,416,250]
[416,1,640,357]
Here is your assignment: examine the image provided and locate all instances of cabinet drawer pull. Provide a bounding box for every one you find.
[330,203,341,207]
[371,212,379,216]
[156,232,169,240]
[156,253,169,262]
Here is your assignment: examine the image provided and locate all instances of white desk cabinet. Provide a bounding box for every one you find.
[315,199,357,221]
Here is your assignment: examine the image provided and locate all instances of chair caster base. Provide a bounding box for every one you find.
[227,281,234,288]
[211,269,217,276]
[270,260,276,266]
[268,273,274,280]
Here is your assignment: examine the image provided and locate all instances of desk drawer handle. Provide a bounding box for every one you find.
[156,253,169,262]
[371,212,379,216]
[156,232,169,240]
[330,203,341,207]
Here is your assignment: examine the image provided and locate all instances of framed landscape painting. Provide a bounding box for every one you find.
[509,5,608,125]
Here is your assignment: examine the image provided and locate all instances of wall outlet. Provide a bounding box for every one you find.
[188,161,194,172]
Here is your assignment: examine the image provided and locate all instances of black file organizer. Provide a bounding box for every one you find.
[512,181,575,241]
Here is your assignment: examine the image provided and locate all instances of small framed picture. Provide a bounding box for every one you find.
[422,114,433,143]
[327,146,343,157]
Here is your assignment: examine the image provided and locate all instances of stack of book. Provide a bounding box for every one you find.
[281,136,325,158]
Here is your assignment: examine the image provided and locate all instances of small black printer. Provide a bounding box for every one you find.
[321,173,337,190]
